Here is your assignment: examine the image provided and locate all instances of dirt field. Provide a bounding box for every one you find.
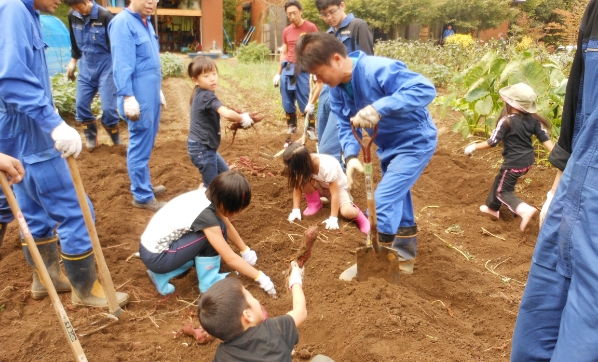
[0,64,556,361]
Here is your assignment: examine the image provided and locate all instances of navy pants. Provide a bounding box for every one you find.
[188,140,229,186]
[485,166,530,212]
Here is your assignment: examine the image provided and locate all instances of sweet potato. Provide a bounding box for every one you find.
[296,226,318,267]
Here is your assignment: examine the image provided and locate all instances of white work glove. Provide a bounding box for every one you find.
[288,208,302,223]
[273,74,281,87]
[240,247,257,266]
[255,271,277,297]
[322,216,339,230]
[66,60,77,81]
[304,103,315,114]
[124,96,141,121]
[160,90,166,108]
[351,105,380,128]
[288,260,304,289]
[464,144,477,156]
[346,157,364,190]
[539,190,554,227]
[240,113,254,129]
[51,121,82,158]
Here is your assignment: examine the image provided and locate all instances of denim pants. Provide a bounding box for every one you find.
[188,140,228,186]
[485,166,530,212]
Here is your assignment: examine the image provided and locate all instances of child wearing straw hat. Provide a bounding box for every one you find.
[464,83,554,231]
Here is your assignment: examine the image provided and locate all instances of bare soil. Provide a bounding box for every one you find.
[0,66,557,361]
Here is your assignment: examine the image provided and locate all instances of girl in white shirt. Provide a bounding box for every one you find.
[283,142,369,233]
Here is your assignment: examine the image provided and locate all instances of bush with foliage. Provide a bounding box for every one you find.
[444,34,475,48]
[236,42,271,63]
[160,52,184,78]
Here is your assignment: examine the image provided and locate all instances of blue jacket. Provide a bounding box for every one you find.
[331,51,437,163]
[0,0,61,162]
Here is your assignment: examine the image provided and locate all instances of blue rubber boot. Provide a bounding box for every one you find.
[195,255,228,293]
[147,260,194,295]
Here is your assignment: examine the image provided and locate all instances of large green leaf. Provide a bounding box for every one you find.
[474,95,493,116]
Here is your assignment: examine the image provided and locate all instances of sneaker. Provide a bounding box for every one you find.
[152,185,167,196]
[132,198,166,211]
[306,127,318,141]
[286,125,297,134]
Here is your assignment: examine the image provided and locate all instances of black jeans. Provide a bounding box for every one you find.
[485,166,531,213]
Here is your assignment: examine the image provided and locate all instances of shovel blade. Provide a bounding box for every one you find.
[356,246,401,284]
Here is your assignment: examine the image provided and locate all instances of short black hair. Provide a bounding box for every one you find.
[206,171,251,214]
[296,32,347,73]
[315,0,342,11]
[64,0,88,5]
[282,142,312,189]
[284,0,302,11]
[198,278,248,342]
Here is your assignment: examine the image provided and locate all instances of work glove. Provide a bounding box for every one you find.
[51,121,82,158]
[464,144,476,156]
[351,105,380,129]
[322,216,339,230]
[539,190,554,227]
[240,247,257,266]
[66,60,77,81]
[124,96,141,121]
[160,90,166,108]
[288,208,301,223]
[240,113,254,129]
[304,103,315,115]
[346,157,364,190]
[255,271,276,297]
[288,260,304,289]
[273,74,281,87]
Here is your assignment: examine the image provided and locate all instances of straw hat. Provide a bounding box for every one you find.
[499,83,537,113]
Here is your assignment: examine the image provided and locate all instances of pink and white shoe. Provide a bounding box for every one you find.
[354,209,370,234]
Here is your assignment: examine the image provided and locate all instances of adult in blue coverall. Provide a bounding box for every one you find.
[65,0,120,150]
[0,0,128,307]
[511,0,598,359]
[109,0,166,211]
[296,33,437,274]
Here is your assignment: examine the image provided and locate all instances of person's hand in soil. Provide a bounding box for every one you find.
[179,322,214,344]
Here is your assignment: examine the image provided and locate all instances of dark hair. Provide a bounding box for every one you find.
[500,104,552,130]
[198,278,248,341]
[296,32,347,73]
[64,0,88,5]
[188,56,218,103]
[284,0,302,11]
[315,0,342,11]
[282,142,313,189]
[206,171,251,214]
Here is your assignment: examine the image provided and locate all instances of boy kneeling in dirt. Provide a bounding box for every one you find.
[296,33,437,274]
[198,262,313,361]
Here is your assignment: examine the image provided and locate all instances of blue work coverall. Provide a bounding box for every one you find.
[281,62,310,117]
[332,51,437,259]
[109,9,161,204]
[510,22,598,362]
[0,0,94,256]
[318,14,373,163]
[68,2,118,127]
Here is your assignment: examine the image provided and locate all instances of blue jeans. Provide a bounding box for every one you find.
[139,231,217,273]
[188,140,229,186]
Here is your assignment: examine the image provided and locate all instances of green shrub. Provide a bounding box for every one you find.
[160,52,185,78]
[236,42,271,63]
[51,73,101,116]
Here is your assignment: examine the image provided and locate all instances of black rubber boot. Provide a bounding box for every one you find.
[285,113,297,134]
[392,225,418,274]
[103,123,120,145]
[22,236,71,300]
[83,121,98,150]
[0,222,7,247]
[62,250,129,308]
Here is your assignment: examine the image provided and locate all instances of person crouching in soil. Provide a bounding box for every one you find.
[464,83,554,232]
[139,171,277,297]
[283,142,369,233]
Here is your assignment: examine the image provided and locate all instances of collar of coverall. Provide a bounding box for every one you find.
[124,7,151,26]
[21,0,37,17]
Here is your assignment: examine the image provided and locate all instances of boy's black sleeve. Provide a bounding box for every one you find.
[534,120,551,143]
[352,19,374,55]
[272,315,299,349]
[486,116,510,147]
[190,205,221,231]
[68,13,82,59]
[197,91,223,112]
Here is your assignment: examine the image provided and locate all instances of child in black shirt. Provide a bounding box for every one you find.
[464,83,554,231]
[199,261,306,362]
[187,56,254,186]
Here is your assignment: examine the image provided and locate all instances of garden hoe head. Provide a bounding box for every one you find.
[339,125,401,284]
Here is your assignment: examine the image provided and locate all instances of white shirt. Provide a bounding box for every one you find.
[312,154,349,190]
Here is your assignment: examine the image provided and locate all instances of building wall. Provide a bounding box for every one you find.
[201,0,224,50]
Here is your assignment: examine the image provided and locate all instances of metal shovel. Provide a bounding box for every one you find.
[339,125,401,284]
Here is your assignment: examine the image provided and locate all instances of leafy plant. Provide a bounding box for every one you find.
[160,52,185,78]
[236,42,271,63]
[51,73,101,116]
[444,34,475,48]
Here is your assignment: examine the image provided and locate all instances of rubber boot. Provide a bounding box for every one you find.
[103,123,120,145]
[392,226,418,274]
[83,121,98,150]
[303,190,323,216]
[22,236,71,300]
[146,260,194,295]
[305,113,318,141]
[0,222,6,247]
[195,255,228,293]
[354,208,370,234]
[286,113,297,134]
[516,202,537,232]
[62,251,129,307]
